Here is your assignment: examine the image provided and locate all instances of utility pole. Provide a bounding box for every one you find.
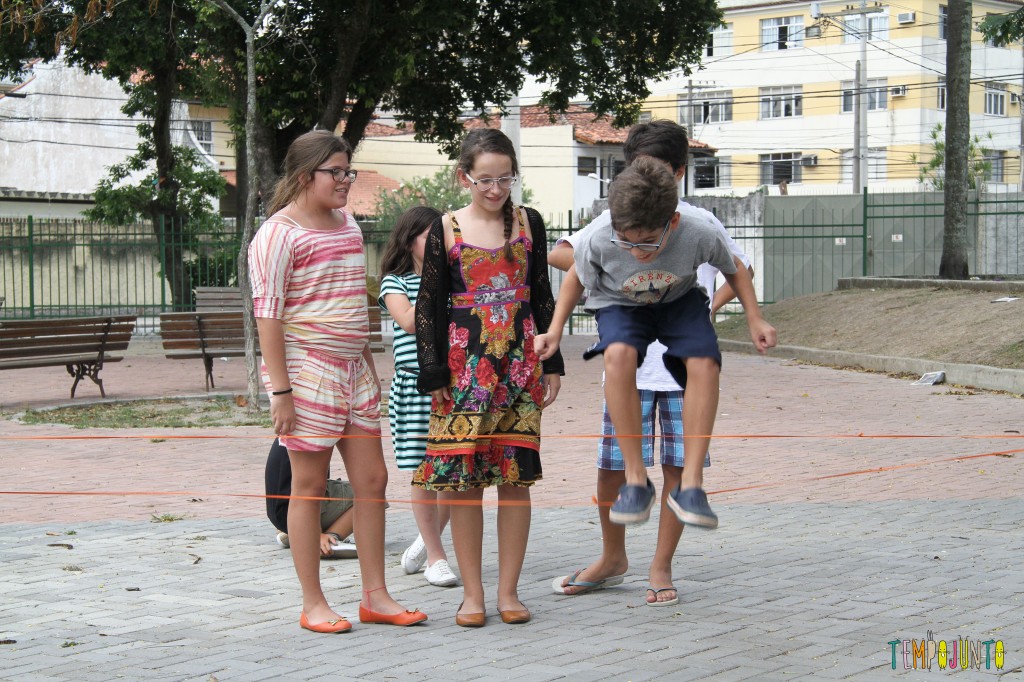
[686,79,695,196]
[853,60,863,190]
[857,0,869,188]
[815,1,885,191]
[501,94,523,205]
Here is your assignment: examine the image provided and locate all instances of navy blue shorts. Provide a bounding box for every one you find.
[583,288,721,389]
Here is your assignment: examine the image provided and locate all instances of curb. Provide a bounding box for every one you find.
[720,339,1024,395]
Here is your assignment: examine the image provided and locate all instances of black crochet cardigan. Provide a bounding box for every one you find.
[414,206,566,394]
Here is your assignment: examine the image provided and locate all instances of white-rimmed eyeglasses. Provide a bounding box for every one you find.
[464,172,518,191]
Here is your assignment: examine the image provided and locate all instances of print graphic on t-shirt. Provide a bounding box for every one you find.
[621,270,679,304]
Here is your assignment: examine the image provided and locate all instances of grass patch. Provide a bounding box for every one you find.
[151,513,184,523]
[19,397,272,429]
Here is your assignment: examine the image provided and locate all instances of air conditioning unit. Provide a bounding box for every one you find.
[800,155,819,167]
[897,12,916,24]
[891,85,908,97]
[1012,93,1022,105]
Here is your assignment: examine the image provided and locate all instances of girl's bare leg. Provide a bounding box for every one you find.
[339,424,410,615]
[411,486,450,565]
[496,483,531,611]
[287,447,339,623]
[446,488,485,615]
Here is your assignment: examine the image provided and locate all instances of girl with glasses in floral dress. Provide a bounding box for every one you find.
[414,128,564,627]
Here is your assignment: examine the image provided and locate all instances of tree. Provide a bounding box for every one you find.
[941,0,971,280]
[197,0,724,193]
[911,123,993,191]
[0,1,228,308]
[371,167,535,235]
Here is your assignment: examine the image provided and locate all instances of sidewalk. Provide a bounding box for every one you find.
[1,335,1022,680]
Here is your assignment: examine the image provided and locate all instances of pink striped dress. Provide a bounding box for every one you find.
[249,211,381,450]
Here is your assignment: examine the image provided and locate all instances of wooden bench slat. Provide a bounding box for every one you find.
[0,315,137,398]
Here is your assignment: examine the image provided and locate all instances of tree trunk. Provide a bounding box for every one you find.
[149,62,192,307]
[941,0,972,279]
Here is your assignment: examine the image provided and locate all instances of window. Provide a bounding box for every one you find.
[761,16,804,51]
[577,156,597,177]
[937,77,946,110]
[191,120,213,154]
[706,23,734,57]
[984,14,1000,47]
[842,12,889,42]
[760,86,803,119]
[939,5,947,39]
[638,111,653,124]
[985,83,1006,116]
[841,79,889,113]
[984,150,1005,182]
[840,148,888,183]
[760,152,802,185]
[694,156,731,188]
[682,91,734,126]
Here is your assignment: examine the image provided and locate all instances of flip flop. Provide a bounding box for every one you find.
[645,586,679,608]
[551,569,625,595]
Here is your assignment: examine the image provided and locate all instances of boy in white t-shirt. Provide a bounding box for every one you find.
[547,120,754,607]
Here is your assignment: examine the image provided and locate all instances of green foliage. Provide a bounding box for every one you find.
[979,10,1024,46]
[372,167,469,235]
[371,166,535,235]
[910,123,993,191]
[85,145,226,225]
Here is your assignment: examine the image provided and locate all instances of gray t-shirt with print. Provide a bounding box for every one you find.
[573,207,737,311]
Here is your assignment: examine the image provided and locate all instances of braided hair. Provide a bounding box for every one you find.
[457,128,519,261]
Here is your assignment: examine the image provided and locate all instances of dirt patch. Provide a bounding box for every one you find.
[17,396,272,429]
[716,287,1024,370]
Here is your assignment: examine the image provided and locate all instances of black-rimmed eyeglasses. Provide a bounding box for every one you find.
[314,168,358,183]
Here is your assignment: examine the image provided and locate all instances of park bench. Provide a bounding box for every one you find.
[0,315,137,398]
[161,287,383,390]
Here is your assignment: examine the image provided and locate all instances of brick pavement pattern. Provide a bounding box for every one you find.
[1,335,1022,680]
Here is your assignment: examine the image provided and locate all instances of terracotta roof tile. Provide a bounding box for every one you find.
[461,104,711,149]
[346,169,401,217]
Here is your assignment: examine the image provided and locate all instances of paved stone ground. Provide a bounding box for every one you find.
[1,335,1022,680]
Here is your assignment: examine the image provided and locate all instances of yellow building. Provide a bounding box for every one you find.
[640,0,1024,195]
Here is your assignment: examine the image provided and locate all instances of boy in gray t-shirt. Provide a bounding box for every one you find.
[535,158,776,529]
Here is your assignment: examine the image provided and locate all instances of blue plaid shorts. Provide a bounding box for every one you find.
[597,389,712,471]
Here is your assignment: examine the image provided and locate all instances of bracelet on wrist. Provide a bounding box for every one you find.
[271,388,293,396]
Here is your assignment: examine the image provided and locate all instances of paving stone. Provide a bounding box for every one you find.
[3,340,1024,680]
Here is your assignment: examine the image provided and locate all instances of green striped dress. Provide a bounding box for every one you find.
[379,272,431,470]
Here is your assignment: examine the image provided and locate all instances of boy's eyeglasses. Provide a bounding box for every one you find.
[464,172,518,191]
[314,168,358,183]
[610,218,672,252]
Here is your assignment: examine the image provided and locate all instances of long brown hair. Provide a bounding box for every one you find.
[267,130,354,216]
[380,205,442,276]
[457,128,519,261]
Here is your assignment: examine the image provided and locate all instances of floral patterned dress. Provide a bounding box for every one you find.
[412,210,558,491]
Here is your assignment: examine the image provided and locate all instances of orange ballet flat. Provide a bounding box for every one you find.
[358,604,428,626]
[299,612,352,633]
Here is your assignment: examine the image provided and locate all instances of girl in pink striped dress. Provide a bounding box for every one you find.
[249,130,426,633]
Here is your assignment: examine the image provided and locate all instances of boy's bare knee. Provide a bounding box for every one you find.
[685,357,719,376]
[604,343,638,375]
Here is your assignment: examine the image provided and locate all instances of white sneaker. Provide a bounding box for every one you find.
[276,532,289,549]
[424,559,459,587]
[400,535,427,574]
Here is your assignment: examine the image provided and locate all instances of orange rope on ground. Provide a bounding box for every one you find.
[1,447,1017,507]
[5,432,1023,441]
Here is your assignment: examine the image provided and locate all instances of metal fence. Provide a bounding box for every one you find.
[3,192,1021,328]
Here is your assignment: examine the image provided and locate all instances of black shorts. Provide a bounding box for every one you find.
[583,288,721,389]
